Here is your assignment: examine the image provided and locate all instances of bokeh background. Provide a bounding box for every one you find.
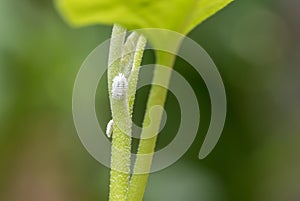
[1,0,300,201]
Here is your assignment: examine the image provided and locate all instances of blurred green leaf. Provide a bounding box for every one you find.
[55,0,233,34]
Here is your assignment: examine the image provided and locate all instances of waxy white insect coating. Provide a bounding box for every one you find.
[106,119,114,138]
[112,73,128,99]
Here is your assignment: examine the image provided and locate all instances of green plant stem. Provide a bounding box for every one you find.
[108,25,132,201]
[127,35,147,116]
[108,25,147,201]
[126,50,177,201]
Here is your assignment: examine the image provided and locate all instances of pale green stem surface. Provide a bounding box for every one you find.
[108,25,132,201]
[108,24,179,201]
[126,51,177,201]
[108,24,146,201]
[127,35,147,116]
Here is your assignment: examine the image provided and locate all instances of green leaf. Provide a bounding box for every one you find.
[56,0,233,34]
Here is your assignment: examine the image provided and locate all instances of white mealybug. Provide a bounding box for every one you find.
[106,119,114,138]
[112,73,128,99]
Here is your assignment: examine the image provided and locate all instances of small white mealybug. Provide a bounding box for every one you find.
[112,73,128,99]
[106,119,114,138]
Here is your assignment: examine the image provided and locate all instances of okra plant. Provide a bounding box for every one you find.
[56,0,233,200]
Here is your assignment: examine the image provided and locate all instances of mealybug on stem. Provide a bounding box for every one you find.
[106,119,114,138]
[112,73,128,99]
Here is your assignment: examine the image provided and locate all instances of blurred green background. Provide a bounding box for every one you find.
[1,0,300,201]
